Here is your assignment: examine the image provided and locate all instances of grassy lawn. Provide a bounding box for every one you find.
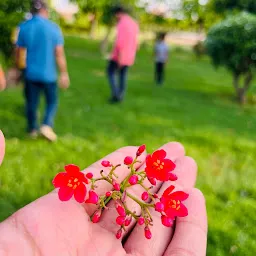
[1,36,256,255]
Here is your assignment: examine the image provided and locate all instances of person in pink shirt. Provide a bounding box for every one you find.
[107,6,139,103]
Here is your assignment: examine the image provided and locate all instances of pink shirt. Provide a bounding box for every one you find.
[111,15,139,66]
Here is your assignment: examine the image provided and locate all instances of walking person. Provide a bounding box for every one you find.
[107,6,139,103]
[16,1,70,141]
[155,33,169,86]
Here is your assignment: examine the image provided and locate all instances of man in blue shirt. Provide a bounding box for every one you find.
[16,1,70,141]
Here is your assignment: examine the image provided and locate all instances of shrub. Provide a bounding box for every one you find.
[205,12,256,104]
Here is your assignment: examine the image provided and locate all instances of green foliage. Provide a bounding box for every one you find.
[1,36,256,255]
[213,0,256,14]
[205,12,256,75]
[0,0,30,61]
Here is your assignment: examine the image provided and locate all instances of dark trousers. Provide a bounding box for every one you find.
[107,60,128,100]
[24,80,58,132]
[155,62,165,85]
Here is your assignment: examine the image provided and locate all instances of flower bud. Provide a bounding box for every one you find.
[116,216,126,226]
[136,144,146,156]
[128,175,138,185]
[105,191,112,197]
[124,216,132,226]
[116,229,122,239]
[155,202,164,212]
[138,217,145,225]
[116,202,126,217]
[161,215,173,227]
[169,173,178,181]
[92,209,102,223]
[101,160,111,167]
[86,172,93,179]
[124,156,133,165]
[85,190,99,204]
[148,177,157,186]
[112,180,120,191]
[153,193,159,199]
[144,227,152,239]
[141,192,149,201]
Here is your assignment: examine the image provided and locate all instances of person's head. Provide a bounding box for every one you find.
[158,32,167,42]
[112,6,127,21]
[31,0,49,18]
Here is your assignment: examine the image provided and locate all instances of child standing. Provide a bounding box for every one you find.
[154,33,169,85]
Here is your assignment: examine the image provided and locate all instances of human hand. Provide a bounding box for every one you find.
[0,131,207,256]
[59,72,70,89]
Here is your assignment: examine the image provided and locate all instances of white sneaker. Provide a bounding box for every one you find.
[40,125,57,142]
[28,130,38,139]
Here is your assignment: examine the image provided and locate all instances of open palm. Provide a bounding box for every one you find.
[0,131,207,256]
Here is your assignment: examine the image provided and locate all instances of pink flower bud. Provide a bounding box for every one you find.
[116,216,126,226]
[144,227,152,239]
[86,172,93,179]
[169,173,178,181]
[153,193,159,198]
[116,202,126,217]
[148,177,157,186]
[116,229,122,239]
[155,202,164,212]
[113,180,120,191]
[128,175,138,185]
[124,156,133,165]
[85,190,99,204]
[161,215,173,227]
[136,144,146,156]
[101,160,111,167]
[105,191,112,197]
[124,216,132,226]
[141,192,149,201]
[138,217,145,225]
[92,209,102,223]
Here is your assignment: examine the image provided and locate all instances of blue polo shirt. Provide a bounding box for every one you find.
[17,15,64,83]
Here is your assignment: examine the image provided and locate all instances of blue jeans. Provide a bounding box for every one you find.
[107,60,128,100]
[24,80,58,132]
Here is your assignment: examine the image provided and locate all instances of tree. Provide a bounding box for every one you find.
[213,0,256,14]
[205,12,256,104]
[0,0,30,62]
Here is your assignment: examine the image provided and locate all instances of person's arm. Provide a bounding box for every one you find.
[55,27,70,89]
[0,67,6,91]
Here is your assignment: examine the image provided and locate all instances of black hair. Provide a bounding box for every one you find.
[158,32,167,41]
[31,0,48,14]
[111,5,127,15]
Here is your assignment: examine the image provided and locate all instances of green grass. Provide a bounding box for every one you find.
[1,36,256,255]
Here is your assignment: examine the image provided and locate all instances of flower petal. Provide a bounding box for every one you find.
[52,172,67,188]
[171,191,189,201]
[152,149,166,160]
[165,208,176,219]
[176,203,188,217]
[74,183,87,203]
[58,186,74,201]
[77,172,89,184]
[162,185,175,198]
[65,164,80,175]
[164,159,176,171]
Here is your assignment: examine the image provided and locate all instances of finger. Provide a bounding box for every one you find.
[164,188,207,256]
[0,130,5,166]
[99,142,185,237]
[60,146,146,215]
[124,157,197,256]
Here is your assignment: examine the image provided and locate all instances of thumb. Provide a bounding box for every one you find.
[0,130,5,165]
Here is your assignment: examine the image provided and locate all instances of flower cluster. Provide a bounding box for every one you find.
[52,145,189,239]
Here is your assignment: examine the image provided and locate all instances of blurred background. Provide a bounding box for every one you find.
[1,0,256,255]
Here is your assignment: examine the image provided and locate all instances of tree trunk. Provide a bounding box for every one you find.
[89,14,97,39]
[100,26,112,57]
[233,73,253,104]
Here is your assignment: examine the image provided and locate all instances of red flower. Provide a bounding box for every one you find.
[52,164,88,203]
[160,185,189,219]
[145,149,176,181]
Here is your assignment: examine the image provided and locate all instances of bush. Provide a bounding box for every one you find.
[205,12,256,104]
